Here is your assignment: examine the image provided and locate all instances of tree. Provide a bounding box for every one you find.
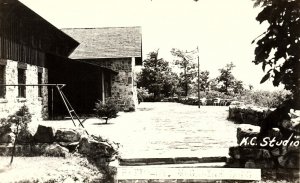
[252,0,300,109]
[252,0,300,145]
[208,78,220,92]
[232,79,244,94]
[171,48,197,96]
[192,70,210,93]
[216,62,236,94]
[137,51,178,100]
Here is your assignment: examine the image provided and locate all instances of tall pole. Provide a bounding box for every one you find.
[197,46,200,108]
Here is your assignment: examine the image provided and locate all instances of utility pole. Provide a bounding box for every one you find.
[197,46,200,108]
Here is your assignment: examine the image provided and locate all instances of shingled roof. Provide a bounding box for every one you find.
[61,26,142,59]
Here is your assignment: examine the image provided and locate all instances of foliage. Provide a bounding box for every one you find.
[232,79,244,94]
[6,105,32,165]
[94,98,119,124]
[137,87,150,103]
[252,0,300,109]
[240,90,292,108]
[208,78,220,92]
[192,70,210,92]
[137,51,179,101]
[216,62,237,93]
[171,48,197,96]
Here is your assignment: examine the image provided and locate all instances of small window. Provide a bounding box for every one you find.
[0,65,5,98]
[38,72,42,97]
[18,69,26,98]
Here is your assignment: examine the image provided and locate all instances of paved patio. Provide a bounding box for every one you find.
[37,102,239,159]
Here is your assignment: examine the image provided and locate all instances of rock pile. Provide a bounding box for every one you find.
[0,124,118,160]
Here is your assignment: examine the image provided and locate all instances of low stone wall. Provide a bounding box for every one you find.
[228,104,273,126]
[0,124,118,161]
[226,109,300,180]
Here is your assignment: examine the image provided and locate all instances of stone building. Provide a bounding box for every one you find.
[0,1,142,120]
[62,27,142,111]
[0,0,78,120]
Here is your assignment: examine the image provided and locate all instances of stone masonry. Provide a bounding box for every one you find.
[95,57,139,111]
[0,59,48,121]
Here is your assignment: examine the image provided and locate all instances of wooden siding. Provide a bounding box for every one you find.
[0,1,79,67]
[0,36,46,67]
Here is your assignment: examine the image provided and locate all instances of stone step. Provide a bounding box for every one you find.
[118,162,226,168]
[119,156,227,166]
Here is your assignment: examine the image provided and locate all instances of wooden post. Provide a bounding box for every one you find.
[197,47,200,108]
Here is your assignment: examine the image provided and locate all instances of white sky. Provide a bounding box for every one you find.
[20,0,281,91]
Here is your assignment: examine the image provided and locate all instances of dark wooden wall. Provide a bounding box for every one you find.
[0,1,78,67]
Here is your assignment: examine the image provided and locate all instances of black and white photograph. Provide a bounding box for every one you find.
[0,0,299,182]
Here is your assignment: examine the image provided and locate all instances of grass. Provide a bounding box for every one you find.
[0,155,102,183]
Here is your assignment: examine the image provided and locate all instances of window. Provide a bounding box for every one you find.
[18,69,26,98]
[38,72,42,97]
[0,65,5,98]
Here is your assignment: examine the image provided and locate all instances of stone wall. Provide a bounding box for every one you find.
[228,104,273,126]
[96,57,138,111]
[226,106,300,180]
[0,59,48,121]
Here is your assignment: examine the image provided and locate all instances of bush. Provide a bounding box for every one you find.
[137,87,149,103]
[240,90,291,108]
[94,98,119,124]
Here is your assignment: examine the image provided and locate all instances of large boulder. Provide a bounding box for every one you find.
[43,143,69,157]
[78,136,116,159]
[237,124,260,145]
[54,128,83,143]
[33,125,55,143]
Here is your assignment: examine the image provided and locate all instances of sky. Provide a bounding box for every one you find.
[20,0,281,91]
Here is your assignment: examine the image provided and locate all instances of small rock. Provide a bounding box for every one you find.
[245,159,256,168]
[33,125,55,143]
[270,148,281,157]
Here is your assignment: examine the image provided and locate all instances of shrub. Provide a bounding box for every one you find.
[6,105,32,165]
[137,87,150,103]
[94,98,119,124]
[241,90,291,108]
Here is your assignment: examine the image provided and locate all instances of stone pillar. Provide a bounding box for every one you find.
[131,57,138,109]
[101,71,105,103]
